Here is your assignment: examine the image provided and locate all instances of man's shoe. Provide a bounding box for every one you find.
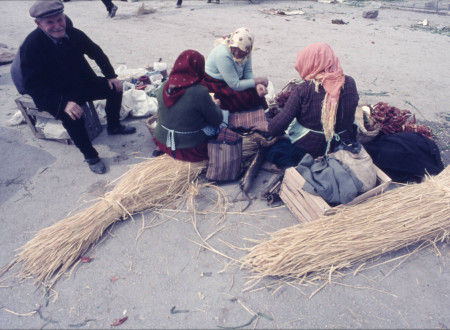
[107,125,136,135]
[109,5,118,18]
[85,158,106,174]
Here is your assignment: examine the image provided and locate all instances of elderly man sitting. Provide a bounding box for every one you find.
[16,0,135,174]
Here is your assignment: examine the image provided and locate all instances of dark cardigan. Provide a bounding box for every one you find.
[20,23,117,119]
[154,82,223,150]
[268,76,359,158]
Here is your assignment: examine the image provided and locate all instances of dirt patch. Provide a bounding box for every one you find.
[420,115,450,167]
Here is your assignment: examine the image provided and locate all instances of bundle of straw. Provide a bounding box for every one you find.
[240,166,450,282]
[4,155,207,285]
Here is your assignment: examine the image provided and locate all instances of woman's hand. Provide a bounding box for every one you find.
[256,83,268,97]
[213,96,221,107]
[254,77,269,87]
[251,120,269,132]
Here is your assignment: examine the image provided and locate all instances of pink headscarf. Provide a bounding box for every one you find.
[294,42,345,141]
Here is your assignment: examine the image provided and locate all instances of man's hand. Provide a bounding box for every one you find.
[256,83,268,97]
[251,120,269,132]
[213,96,221,107]
[64,101,84,120]
[108,78,123,92]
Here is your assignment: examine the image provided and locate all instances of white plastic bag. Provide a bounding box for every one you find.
[115,65,147,82]
[122,89,158,117]
[94,100,131,125]
[7,110,25,126]
[265,81,276,103]
[35,117,70,140]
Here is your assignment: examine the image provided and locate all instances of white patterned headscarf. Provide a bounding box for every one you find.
[216,27,254,65]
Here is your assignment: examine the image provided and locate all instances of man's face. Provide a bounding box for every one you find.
[35,13,66,39]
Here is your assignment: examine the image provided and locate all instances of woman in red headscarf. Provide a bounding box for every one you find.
[252,42,359,166]
[153,50,224,162]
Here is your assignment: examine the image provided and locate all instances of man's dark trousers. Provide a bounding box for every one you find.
[61,77,122,159]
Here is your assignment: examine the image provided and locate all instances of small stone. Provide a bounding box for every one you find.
[363,10,378,19]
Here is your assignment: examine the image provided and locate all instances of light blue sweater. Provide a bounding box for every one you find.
[205,44,255,92]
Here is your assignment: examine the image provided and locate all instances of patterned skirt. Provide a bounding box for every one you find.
[153,137,209,162]
[201,74,268,113]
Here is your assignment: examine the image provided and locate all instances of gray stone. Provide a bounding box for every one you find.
[363,10,378,19]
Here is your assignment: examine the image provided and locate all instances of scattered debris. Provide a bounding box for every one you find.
[411,23,450,36]
[136,3,156,15]
[218,312,273,329]
[331,19,348,25]
[111,316,128,327]
[79,256,92,263]
[170,306,189,314]
[200,272,212,277]
[260,8,305,16]
[68,319,96,328]
[111,276,120,283]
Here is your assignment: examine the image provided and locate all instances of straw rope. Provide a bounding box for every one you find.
[240,166,450,283]
[4,155,207,285]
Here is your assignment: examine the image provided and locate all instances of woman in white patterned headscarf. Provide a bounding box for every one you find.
[201,27,269,113]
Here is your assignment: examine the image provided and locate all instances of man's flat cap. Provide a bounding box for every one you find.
[29,1,64,18]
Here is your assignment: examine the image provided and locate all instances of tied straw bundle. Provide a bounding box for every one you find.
[2,137,265,286]
[2,155,207,286]
[240,166,450,285]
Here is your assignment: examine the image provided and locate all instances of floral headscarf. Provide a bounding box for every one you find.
[216,27,254,65]
[163,50,205,108]
[294,42,345,141]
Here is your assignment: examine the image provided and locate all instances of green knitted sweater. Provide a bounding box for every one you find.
[154,82,223,150]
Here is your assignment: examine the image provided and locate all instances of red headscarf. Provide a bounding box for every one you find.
[163,50,205,108]
[294,43,345,141]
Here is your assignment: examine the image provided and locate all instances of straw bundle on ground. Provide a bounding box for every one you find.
[240,166,450,283]
[4,155,207,285]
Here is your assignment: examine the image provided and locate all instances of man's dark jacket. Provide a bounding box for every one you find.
[20,20,117,119]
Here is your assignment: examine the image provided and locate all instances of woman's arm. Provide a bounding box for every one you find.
[268,86,303,136]
[198,88,224,127]
[213,46,255,91]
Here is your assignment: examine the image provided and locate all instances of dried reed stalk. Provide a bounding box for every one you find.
[240,166,450,283]
[5,155,207,285]
[242,133,278,166]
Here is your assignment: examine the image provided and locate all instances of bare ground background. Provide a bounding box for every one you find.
[0,0,449,329]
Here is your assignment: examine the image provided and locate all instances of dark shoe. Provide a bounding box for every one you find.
[107,124,136,135]
[216,0,220,3]
[109,5,118,18]
[152,149,165,157]
[85,157,106,174]
[207,0,211,2]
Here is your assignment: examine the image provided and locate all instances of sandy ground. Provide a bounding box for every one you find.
[1,0,450,329]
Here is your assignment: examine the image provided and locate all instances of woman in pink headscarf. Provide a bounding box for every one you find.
[252,42,359,166]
